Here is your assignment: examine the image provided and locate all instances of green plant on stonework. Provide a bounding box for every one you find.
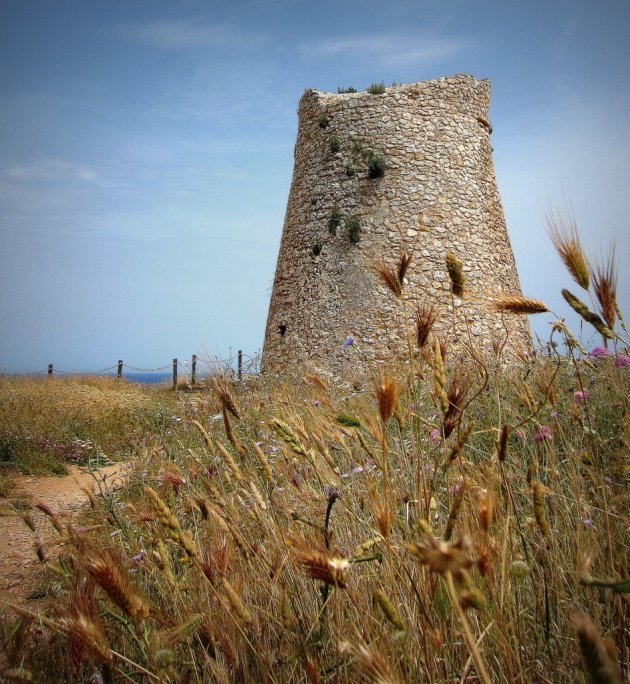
[312,242,322,256]
[318,113,329,128]
[337,86,357,93]
[345,164,355,177]
[366,150,387,179]
[328,204,342,234]
[367,81,386,94]
[329,134,341,154]
[346,215,361,243]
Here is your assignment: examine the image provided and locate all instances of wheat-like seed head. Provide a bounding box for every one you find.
[592,243,618,330]
[376,375,398,424]
[445,252,465,297]
[416,303,436,348]
[86,551,150,618]
[492,295,549,315]
[546,207,590,290]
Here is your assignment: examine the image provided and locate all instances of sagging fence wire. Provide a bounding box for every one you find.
[6,351,261,388]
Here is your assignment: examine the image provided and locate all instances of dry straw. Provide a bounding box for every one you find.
[574,611,621,683]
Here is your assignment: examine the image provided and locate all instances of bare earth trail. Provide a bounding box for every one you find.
[0,464,126,607]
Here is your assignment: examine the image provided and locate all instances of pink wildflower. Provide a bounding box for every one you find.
[573,389,589,404]
[590,346,610,357]
[614,354,630,368]
[534,425,552,443]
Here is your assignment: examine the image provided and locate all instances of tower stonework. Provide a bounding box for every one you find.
[263,74,531,376]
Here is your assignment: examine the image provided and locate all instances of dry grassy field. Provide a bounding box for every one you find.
[0,226,628,683]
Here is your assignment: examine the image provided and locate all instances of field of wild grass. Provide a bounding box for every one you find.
[0,218,628,683]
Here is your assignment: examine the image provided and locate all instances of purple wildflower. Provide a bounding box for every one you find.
[323,485,339,501]
[581,518,593,526]
[534,425,552,443]
[342,335,355,347]
[590,346,610,357]
[312,399,321,406]
[573,389,589,404]
[429,428,441,444]
[614,354,630,368]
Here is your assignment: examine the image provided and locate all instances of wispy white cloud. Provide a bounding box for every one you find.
[300,33,471,67]
[115,17,262,50]
[3,159,99,184]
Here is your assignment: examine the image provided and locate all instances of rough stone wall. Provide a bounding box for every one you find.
[262,74,531,377]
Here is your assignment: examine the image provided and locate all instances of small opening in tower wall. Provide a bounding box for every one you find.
[278,322,287,336]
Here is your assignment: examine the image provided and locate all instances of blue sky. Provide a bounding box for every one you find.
[1,0,628,373]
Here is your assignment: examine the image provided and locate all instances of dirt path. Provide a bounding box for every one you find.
[0,464,127,607]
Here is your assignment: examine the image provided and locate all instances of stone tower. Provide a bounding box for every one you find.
[262,74,531,376]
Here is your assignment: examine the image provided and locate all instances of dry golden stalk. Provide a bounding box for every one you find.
[58,614,112,663]
[546,208,590,289]
[373,588,405,631]
[397,250,413,285]
[352,536,382,560]
[445,252,465,297]
[252,442,274,484]
[222,406,237,449]
[355,430,378,462]
[86,551,150,618]
[443,374,469,438]
[209,376,240,419]
[433,339,448,415]
[532,480,550,540]
[144,486,198,558]
[154,538,176,588]
[340,641,404,684]
[562,289,615,339]
[477,489,494,533]
[215,440,244,481]
[192,419,214,453]
[574,612,621,684]
[444,483,466,541]
[161,614,204,647]
[592,245,618,330]
[272,419,310,457]
[221,578,253,625]
[201,480,227,509]
[296,550,349,588]
[249,481,267,510]
[447,422,474,466]
[374,251,412,299]
[375,262,403,298]
[497,425,509,462]
[492,295,549,315]
[416,303,436,348]
[376,375,398,424]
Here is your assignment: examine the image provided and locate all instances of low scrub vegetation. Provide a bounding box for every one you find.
[0,217,628,683]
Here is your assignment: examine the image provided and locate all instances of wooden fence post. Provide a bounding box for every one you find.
[172,358,178,391]
[48,364,53,377]
[238,350,243,381]
[117,360,123,379]
[192,354,197,385]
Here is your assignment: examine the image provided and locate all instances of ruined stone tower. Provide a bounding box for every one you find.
[262,74,531,376]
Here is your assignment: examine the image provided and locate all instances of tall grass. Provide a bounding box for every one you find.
[1,223,628,683]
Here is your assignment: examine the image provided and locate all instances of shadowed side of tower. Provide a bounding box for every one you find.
[262,74,531,377]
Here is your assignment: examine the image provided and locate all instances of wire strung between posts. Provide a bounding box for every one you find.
[123,363,172,373]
